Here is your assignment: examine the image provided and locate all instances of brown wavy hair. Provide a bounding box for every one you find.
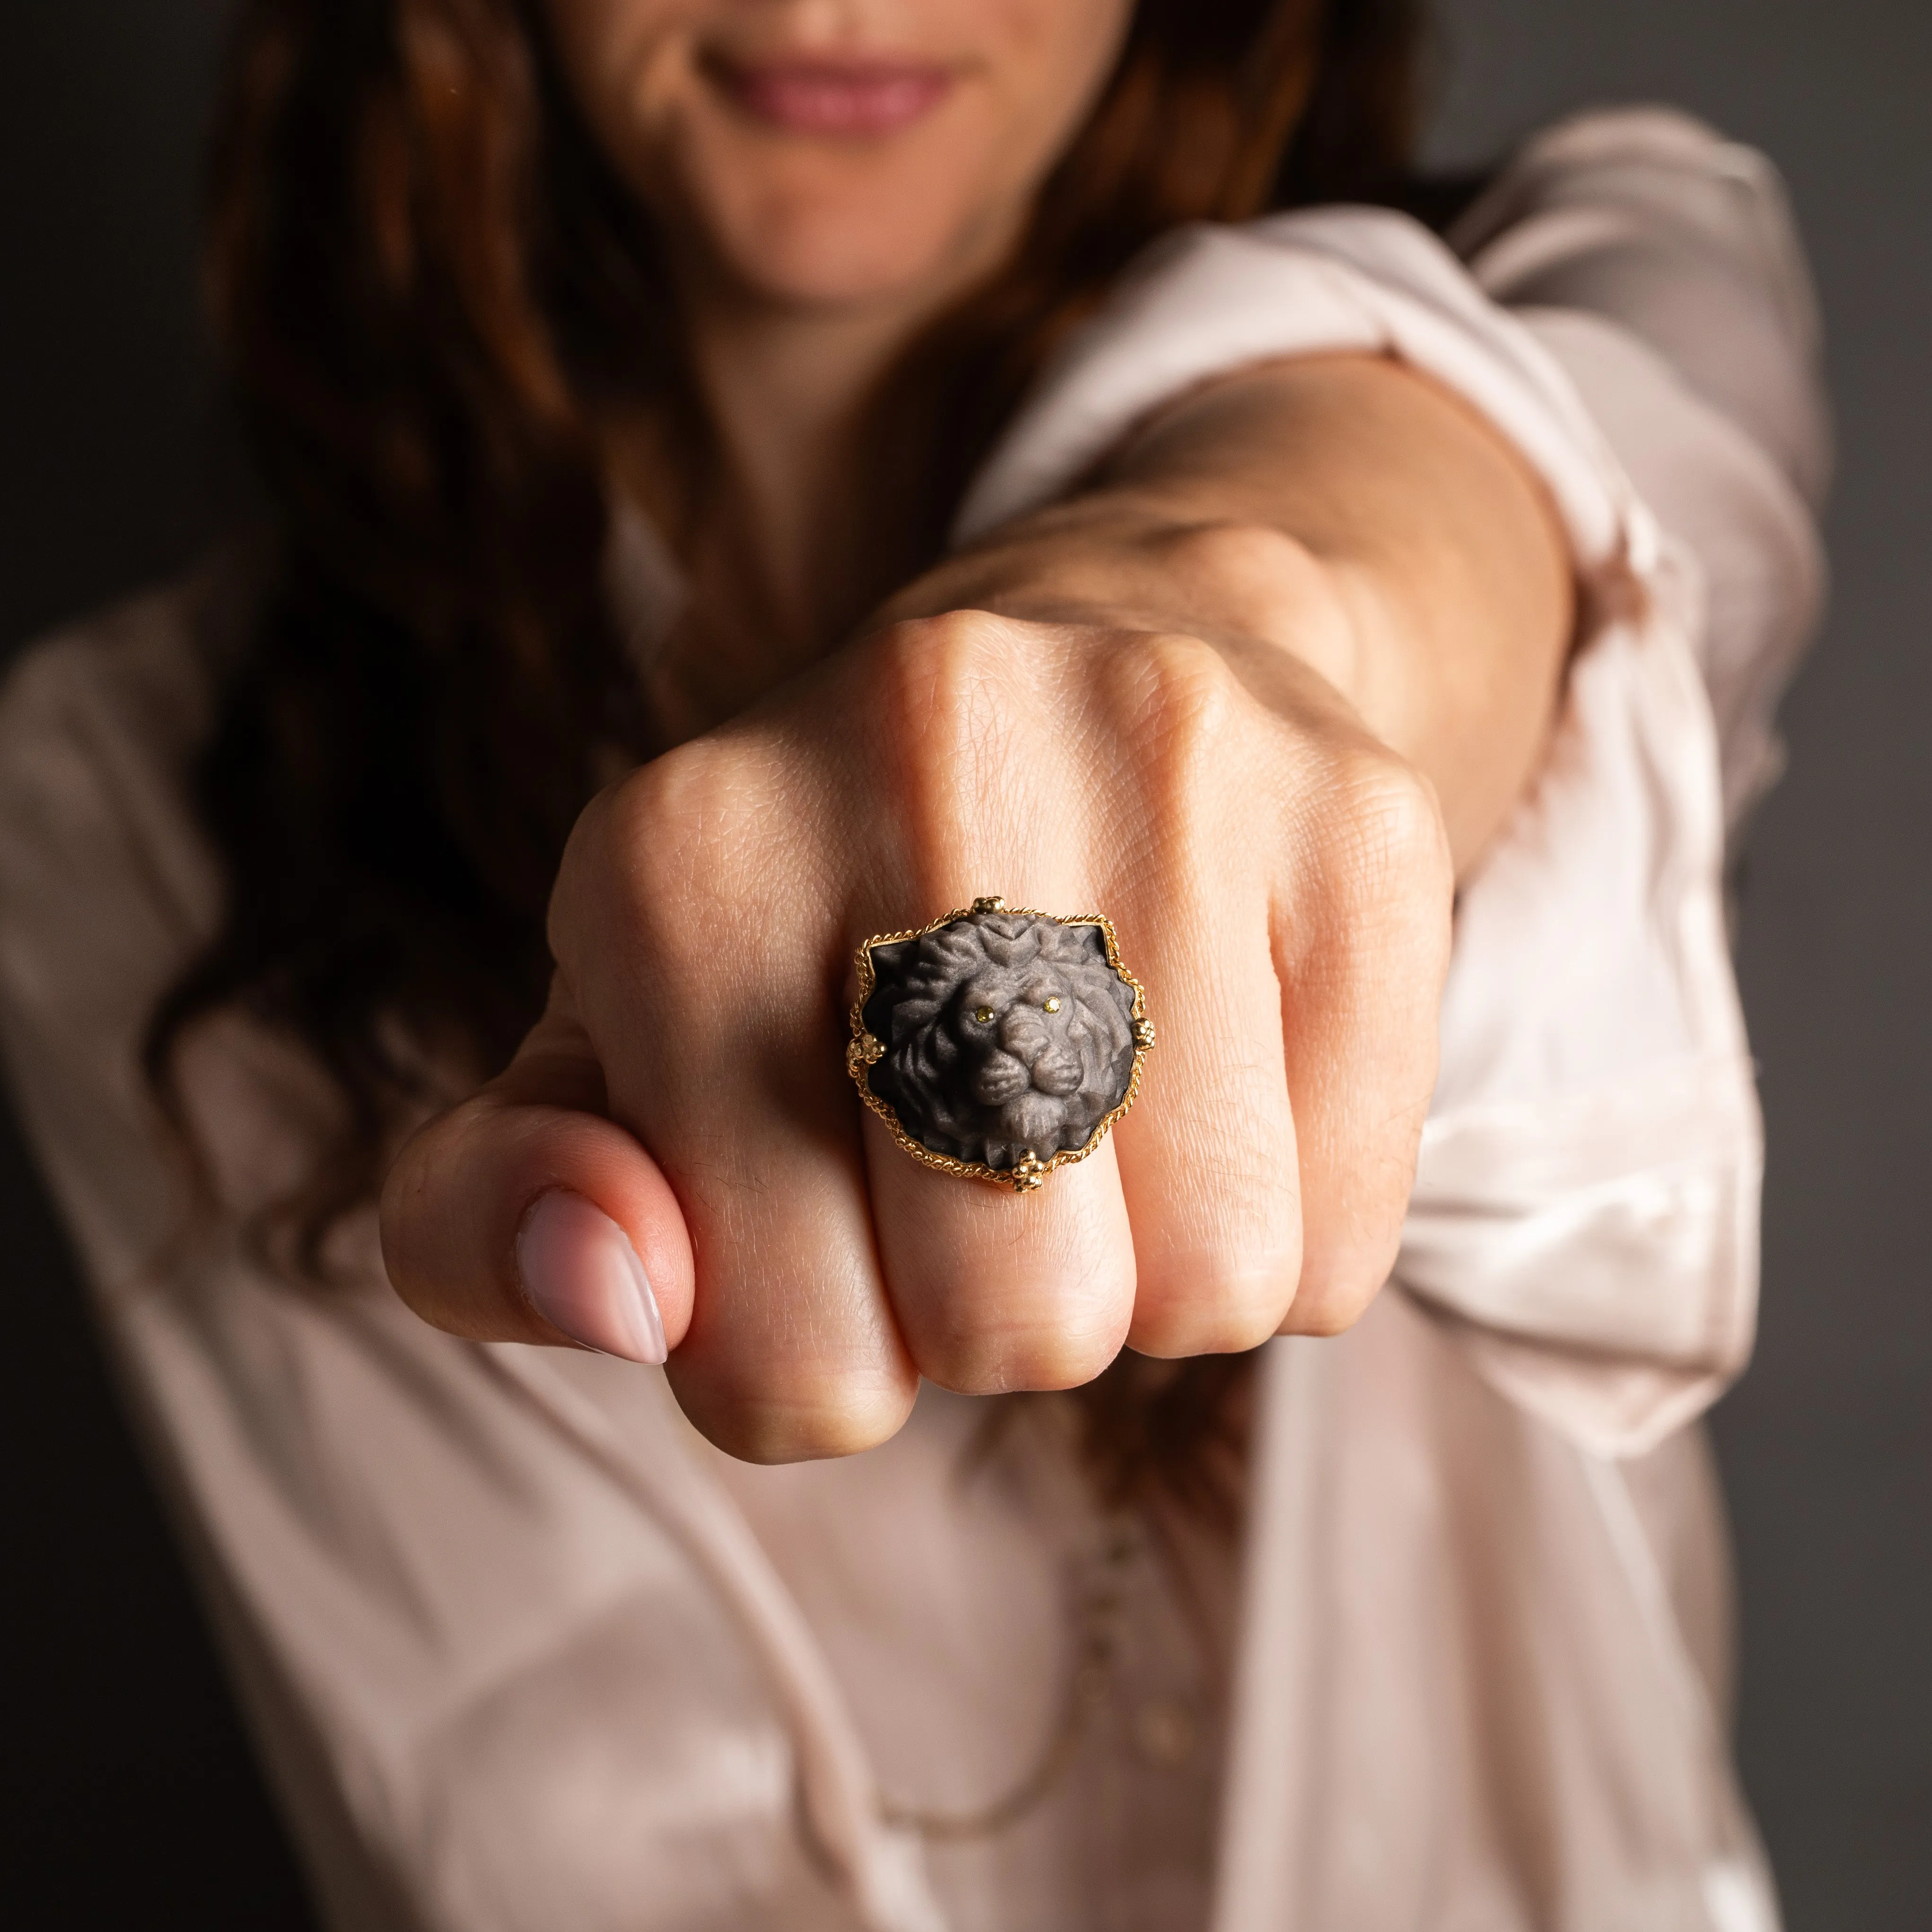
[153,0,1431,1509]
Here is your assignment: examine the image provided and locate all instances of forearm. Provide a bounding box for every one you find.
[875,354,1574,871]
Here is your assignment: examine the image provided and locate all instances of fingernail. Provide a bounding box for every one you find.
[516,1190,668,1365]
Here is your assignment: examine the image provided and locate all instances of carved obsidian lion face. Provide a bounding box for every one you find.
[862,909,1138,1170]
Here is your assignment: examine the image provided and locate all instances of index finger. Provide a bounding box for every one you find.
[556,762,921,1462]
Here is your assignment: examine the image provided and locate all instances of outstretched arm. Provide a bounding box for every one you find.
[381,349,1572,1463]
[888,351,1572,870]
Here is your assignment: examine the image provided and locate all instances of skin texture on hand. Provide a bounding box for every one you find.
[385,586,1463,1460]
[382,4,1574,1464]
[896,353,1574,874]
[381,365,1570,1467]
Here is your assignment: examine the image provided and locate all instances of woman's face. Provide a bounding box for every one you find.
[542,0,1134,310]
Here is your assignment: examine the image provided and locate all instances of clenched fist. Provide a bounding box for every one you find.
[382,600,1452,1460]
[380,353,1570,1463]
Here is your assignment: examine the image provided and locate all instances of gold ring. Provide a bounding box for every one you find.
[847,896,1155,1194]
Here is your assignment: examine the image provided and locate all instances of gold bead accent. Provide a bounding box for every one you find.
[974,1006,994,1024]
[971,895,1007,913]
[1133,1018,1156,1050]
[1043,997,1062,1014]
[1010,1152,1048,1194]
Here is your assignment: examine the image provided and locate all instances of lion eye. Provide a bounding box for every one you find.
[974,1006,994,1024]
[1042,997,1062,1014]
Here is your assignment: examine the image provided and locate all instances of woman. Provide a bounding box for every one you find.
[0,1,1828,1927]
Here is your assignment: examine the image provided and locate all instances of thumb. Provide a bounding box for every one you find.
[379,976,694,1361]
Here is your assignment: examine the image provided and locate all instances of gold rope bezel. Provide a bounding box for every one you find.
[846,896,1155,1194]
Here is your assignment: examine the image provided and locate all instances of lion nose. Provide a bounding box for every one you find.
[998,1008,1051,1062]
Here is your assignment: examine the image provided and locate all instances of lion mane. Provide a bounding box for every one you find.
[865,910,1137,1170]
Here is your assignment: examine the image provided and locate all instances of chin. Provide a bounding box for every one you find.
[737,239,967,309]
[723,208,994,311]
[682,139,1014,312]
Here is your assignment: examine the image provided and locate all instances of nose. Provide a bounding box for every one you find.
[998,1007,1051,1063]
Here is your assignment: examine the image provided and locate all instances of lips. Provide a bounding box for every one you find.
[707,55,955,137]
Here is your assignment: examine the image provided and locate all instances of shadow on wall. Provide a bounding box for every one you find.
[1427,4,1932,1928]
[0,3,247,655]
[1,7,318,1924]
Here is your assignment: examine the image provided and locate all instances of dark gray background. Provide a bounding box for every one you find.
[1,2,1925,1926]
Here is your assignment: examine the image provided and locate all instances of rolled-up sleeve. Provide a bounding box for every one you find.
[1453,105,1830,834]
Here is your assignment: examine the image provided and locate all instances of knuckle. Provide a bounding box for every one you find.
[1134,1289,1293,1360]
[867,610,1032,879]
[1287,1158,1415,1339]
[609,741,728,890]
[1286,1289,1374,1339]
[569,742,760,980]
[877,618,1020,769]
[1285,1257,1392,1338]
[1311,748,1452,933]
[1105,631,1251,840]
[870,610,1013,753]
[910,1301,1129,1397]
[377,1094,525,1337]
[1118,629,1244,758]
[675,1375,919,1463]
[375,1120,442,1308]
[1130,1203,1304,1358]
[884,1202,1136,1396]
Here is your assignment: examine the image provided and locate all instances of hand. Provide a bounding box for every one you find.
[380,602,1453,1461]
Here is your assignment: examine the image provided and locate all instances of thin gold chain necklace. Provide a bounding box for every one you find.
[879,1520,1139,1843]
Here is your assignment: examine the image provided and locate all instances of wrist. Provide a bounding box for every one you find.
[873,506,1368,702]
